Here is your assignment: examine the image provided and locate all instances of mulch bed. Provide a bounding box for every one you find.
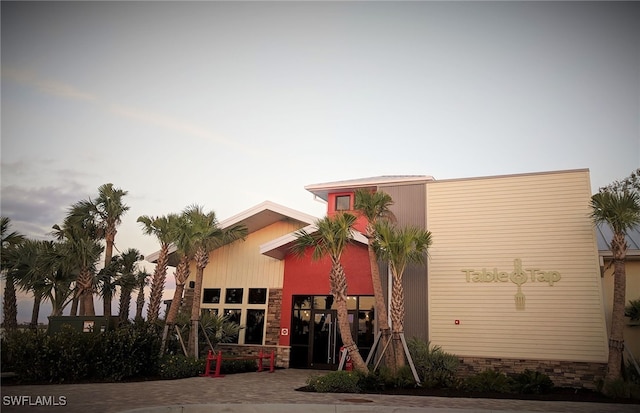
[296,385,640,405]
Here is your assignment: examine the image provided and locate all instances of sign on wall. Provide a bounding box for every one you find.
[462,259,561,310]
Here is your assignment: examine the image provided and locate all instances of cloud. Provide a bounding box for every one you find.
[2,68,97,102]
[0,184,88,239]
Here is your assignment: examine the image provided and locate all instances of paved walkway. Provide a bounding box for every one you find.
[1,369,638,413]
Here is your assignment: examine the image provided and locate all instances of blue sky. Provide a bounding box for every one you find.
[2,1,639,323]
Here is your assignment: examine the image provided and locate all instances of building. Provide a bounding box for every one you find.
[150,169,629,388]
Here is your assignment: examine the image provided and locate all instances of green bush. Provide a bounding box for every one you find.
[306,371,360,393]
[221,359,258,374]
[463,369,514,393]
[93,323,161,381]
[159,355,205,380]
[511,370,554,394]
[407,338,459,388]
[1,322,161,383]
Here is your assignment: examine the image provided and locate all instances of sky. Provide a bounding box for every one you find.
[1,1,639,324]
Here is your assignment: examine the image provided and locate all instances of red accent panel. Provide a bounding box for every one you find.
[279,243,373,346]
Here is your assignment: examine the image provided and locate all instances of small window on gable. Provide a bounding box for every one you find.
[335,195,351,211]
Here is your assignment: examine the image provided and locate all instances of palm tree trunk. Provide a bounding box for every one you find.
[70,288,79,316]
[135,283,145,321]
[119,287,132,322]
[189,264,205,358]
[103,229,116,317]
[30,290,43,328]
[147,244,168,323]
[391,270,406,370]
[78,268,95,316]
[606,253,627,381]
[368,244,393,369]
[330,261,367,373]
[161,281,186,355]
[2,274,18,331]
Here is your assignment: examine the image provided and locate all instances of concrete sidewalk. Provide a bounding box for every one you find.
[1,369,638,413]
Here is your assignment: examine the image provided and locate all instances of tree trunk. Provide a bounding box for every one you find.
[2,274,18,331]
[161,281,186,355]
[189,266,205,358]
[119,287,132,322]
[103,229,116,317]
[78,268,95,316]
[30,290,43,328]
[330,260,367,373]
[135,284,145,321]
[147,244,168,323]
[391,270,406,371]
[606,257,627,381]
[368,243,393,369]
[70,288,79,316]
[335,296,367,373]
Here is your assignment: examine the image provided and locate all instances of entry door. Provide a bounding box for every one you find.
[310,310,355,369]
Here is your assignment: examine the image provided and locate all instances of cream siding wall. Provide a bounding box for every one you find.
[427,170,608,363]
[191,220,303,289]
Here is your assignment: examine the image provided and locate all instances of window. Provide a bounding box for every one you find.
[335,195,351,211]
[202,288,221,304]
[245,309,265,345]
[224,309,242,343]
[248,288,267,304]
[225,288,244,304]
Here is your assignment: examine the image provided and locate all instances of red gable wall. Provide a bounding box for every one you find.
[278,242,373,346]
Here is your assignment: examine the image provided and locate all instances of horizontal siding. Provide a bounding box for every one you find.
[427,170,608,363]
[200,220,304,289]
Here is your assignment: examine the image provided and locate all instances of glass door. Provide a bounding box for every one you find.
[310,310,355,369]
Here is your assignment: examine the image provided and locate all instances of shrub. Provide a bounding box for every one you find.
[93,323,161,381]
[511,370,554,394]
[463,369,514,393]
[159,355,205,380]
[306,371,360,393]
[407,338,459,388]
[1,322,162,383]
[221,358,258,374]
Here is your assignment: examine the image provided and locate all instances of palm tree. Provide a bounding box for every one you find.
[160,213,195,355]
[9,239,50,328]
[52,204,104,316]
[38,240,76,317]
[354,189,396,366]
[113,248,143,323]
[76,183,129,316]
[374,220,432,371]
[185,205,247,358]
[134,269,150,322]
[591,189,640,381]
[1,217,25,331]
[292,213,368,373]
[138,214,176,324]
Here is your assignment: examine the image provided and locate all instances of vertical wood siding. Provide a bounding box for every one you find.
[426,170,608,362]
[199,219,305,289]
[380,184,428,341]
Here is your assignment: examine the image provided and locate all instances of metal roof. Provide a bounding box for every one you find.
[596,223,640,256]
[305,175,435,201]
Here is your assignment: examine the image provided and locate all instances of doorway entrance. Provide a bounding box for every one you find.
[289,295,375,369]
[310,309,356,369]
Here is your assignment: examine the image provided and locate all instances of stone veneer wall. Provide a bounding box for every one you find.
[265,289,282,346]
[216,344,290,368]
[457,357,607,389]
